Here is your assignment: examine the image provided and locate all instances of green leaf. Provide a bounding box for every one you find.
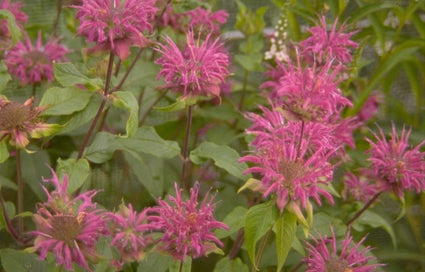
[123,151,164,198]
[84,132,120,163]
[169,257,191,272]
[235,53,263,72]
[39,87,93,116]
[216,206,248,239]
[0,61,11,93]
[137,252,173,272]
[235,0,267,35]
[154,99,186,112]
[347,2,400,24]
[190,141,248,180]
[0,175,17,191]
[54,62,102,91]
[0,141,9,163]
[213,257,249,272]
[0,249,47,272]
[0,201,15,233]
[112,91,139,137]
[244,201,275,270]
[0,10,21,47]
[56,158,91,194]
[275,212,297,272]
[355,210,397,247]
[21,150,50,200]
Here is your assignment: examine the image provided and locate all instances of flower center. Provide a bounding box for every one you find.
[187,212,198,225]
[24,50,50,65]
[50,214,83,247]
[0,102,31,130]
[326,256,351,272]
[280,160,305,184]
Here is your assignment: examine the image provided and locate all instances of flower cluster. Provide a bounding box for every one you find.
[304,228,383,272]
[4,32,68,85]
[149,182,228,261]
[155,31,230,99]
[0,97,57,148]
[73,0,157,60]
[32,169,108,271]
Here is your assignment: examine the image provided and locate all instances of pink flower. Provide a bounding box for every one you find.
[304,228,383,272]
[262,59,352,122]
[32,169,108,271]
[155,31,230,99]
[357,92,383,124]
[185,7,228,36]
[73,0,157,60]
[240,114,336,212]
[148,182,228,261]
[342,171,378,203]
[108,203,153,263]
[0,97,57,148]
[366,124,425,197]
[4,32,68,85]
[0,0,28,50]
[301,16,358,64]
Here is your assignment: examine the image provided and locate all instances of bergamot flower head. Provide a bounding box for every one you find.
[73,0,157,60]
[148,182,228,261]
[4,32,68,85]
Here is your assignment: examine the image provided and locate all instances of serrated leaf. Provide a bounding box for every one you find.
[54,62,102,90]
[39,86,93,116]
[356,210,397,247]
[0,249,47,272]
[245,201,275,270]
[190,141,248,180]
[112,91,139,137]
[137,252,173,272]
[0,141,9,163]
[216,206,248,239]
[56,158,90,194]
[213,257,249,272]
[275,212,297,272]
[84,132,120,163]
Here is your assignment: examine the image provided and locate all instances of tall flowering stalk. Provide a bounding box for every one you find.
[148,182,228,261]
[32,169,108,271]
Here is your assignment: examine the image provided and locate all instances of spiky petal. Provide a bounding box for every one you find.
[148,182,228,261]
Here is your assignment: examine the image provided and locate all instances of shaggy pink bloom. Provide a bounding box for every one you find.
[0,97,57,148]
[0,0,28,50]
[186,7,228,36]
[155,31,230,99]
[366,124,425,197]
[32,169,108,271]
[357,92,383,124]
[240,118,336,212]
[304,228,383,272]
[148,182,228,261]
[108,204,153,263]
[301,16,358,64]
[73,0,157,60]
[4,32,68,85]
[342,171,378,203]
[262,59,352,122]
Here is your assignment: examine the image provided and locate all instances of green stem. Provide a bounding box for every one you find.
[15,148,23,235]
[238,69,249,111]
[180,105,193,189]
[178,260,184,272]
[77,51,114,159]
[251,228,272,272]
[346,191,382,227]
[0,192,20,242]
[52,0,62,36]
[139,90,167,126]
[31,84,37,100]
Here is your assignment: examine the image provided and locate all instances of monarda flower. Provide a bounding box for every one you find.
[239,116,336,214]
[108,203,152,263]
[155,31,230,99]
[73,0,157,60]
[185,7,228,37]
[4,32,68,85]
[300,15,358,65]
[304,228,383,272]
[0,97,58,149]
[342,171,378,203]
[32,169,108,271]
[0,0,28,51]
[262,59,352,123]
[148,182,228,261]
[366,124,425,197]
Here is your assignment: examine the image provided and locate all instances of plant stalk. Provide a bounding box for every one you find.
[15,148,23,234]
[251,227,272,272]
[238,69,249,111]
[180,105,193,188]
[346,191,382,227]
[178,260,184,272]
[77,51,114,159]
